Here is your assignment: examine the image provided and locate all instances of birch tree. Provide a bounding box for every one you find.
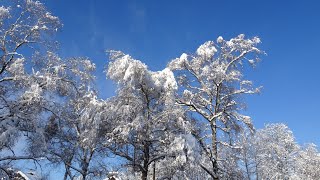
[168,34,263,179]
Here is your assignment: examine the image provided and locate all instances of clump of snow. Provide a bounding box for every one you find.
[41,25,48,30]
[167,53,188,70]
[26,0,43,7]
[83,59,96,71]
[226,41,234,47]
[53,64,66,74]
[248,59,255,65]
[253,36,261,44]
[17,171,31,180]
[107,52,148,86]
[238,34,245,39]
[108,50,178,95]
[169,134,199,164]
[0,6,10,19]
[23,83,43,104]
[217,36,224,43]
[7,58,25,76]
[151,68,177,91]
[180,53,188,61]
[196,41,217,58]
[240,80,253,86]
[32,25,39,31]
[241,115,252,126]
[45,12,59,21]
[182,89,193,103]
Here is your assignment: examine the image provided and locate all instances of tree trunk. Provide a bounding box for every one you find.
[243,148,251,180]
[82,166,88,180]
[211,121,219,180]
[142,170,148,180]
[153,161,156,180]
[63,156,73,180]
[63,169,68,180]
[81,159,89,180]
[142,142,150,180]
[211,85,220,180]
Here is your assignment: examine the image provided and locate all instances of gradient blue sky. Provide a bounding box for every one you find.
[45,0,320,145]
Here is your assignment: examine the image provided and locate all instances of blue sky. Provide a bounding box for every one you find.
[45,0,320,145]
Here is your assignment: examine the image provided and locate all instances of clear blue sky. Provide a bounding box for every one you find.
[45,0,320,146]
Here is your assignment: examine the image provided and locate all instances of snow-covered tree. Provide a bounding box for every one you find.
[252,123,299,179]
[167,34,263,179]
[0,0,62,163]
[0,1,99,177]
[105,51,188,180]
[296,143,320,179]
[41,56,108,180]
[236,123,319,180]
[46,89,110,180]
[236,129,258,180]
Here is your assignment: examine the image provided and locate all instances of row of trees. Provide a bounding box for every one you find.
[0,1,319,179]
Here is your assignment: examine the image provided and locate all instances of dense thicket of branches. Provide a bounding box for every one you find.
[0,1,319,180]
